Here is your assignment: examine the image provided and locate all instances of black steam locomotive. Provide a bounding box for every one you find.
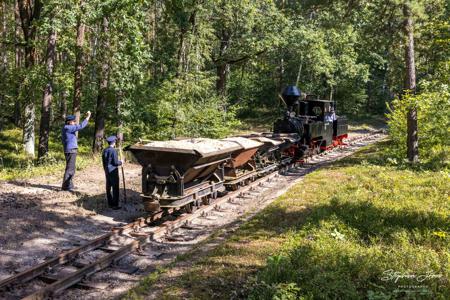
[274,85,348,157]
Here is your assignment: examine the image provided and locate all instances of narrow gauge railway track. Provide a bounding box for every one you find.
[0,131,383,300]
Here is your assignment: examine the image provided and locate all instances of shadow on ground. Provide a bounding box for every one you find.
[0,187,146,280]
[155,196,449,299]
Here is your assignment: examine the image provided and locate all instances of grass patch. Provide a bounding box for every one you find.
[343,139,449,172]
[130,142,449,299]
[347,114,386,132]
[125,267,168,300]
[0,126,98,181]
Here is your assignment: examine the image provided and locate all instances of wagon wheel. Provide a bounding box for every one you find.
[162,208,170,216]
[202,196,211,205]
[184,202,196,214]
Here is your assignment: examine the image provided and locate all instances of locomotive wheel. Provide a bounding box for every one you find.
[314,146,320,155]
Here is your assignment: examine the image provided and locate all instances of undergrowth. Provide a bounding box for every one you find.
[0,127,97,180]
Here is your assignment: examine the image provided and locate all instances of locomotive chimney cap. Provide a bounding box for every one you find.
[282,85,301,108]
[282,85,301,97]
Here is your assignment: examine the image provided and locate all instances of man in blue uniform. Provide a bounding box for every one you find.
[324,107,336,123]
[102,136,123,209]
[61,111,91,191]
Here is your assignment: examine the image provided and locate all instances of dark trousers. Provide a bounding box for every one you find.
[106,169,120,207]
[62,151,77,190]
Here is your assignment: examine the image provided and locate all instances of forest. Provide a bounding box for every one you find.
[0,0,448,166]
[0,1,449,299]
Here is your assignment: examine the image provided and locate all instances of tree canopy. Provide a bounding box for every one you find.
[0,0,448,163]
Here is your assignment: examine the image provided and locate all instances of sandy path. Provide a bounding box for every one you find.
[0,161,145,282]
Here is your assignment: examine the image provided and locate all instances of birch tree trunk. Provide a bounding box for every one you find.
[403,2,418,163]
[18,0,43,158]
[116,91,124,149]
[60,90,67,121]
[14,0,21,127]
[0,1,7,131]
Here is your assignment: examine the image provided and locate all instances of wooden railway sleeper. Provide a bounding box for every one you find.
[22,239,143,299]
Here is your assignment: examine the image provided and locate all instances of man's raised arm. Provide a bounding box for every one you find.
[66,111,91,133]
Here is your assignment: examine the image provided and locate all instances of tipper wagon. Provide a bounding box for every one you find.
[126,138,240,212]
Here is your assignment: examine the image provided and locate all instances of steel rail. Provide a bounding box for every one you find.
[148,169,283,240]
[21,164,288,299]
[0,232,114,290]
[22,239,144,300]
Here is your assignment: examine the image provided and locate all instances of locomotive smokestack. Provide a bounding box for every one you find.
[282,85,301,110]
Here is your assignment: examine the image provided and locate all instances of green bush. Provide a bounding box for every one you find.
[386,85,449,170]
[130,72,240,140]
[0,127,96,180]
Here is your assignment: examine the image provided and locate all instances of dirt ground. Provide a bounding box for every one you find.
[0,162,145,281]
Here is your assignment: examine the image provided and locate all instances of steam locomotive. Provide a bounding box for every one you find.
[274,85,348,157]
[127,85,348,213]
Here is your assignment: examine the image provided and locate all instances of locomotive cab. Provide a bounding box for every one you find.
[303,99,334,148]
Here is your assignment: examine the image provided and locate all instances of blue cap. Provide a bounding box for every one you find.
[65,115,76,122]
[106,136,117,143]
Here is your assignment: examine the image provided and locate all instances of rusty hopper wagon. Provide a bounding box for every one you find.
[126,138,241,213]
[222,137,264,190]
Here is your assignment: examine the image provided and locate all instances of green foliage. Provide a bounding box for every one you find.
[130,73,240,140]
[129,142,449,299]
[386,85,450,169]
[0,127,95,180]
[1,0,449,174]
[246,159,449,299]
[248,281,305,300]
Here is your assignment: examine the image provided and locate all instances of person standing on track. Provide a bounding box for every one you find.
[102,136,123,209]
[61,111,91,191]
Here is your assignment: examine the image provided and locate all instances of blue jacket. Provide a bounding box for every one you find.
[102,146,122,173]
[61,119,88,152]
